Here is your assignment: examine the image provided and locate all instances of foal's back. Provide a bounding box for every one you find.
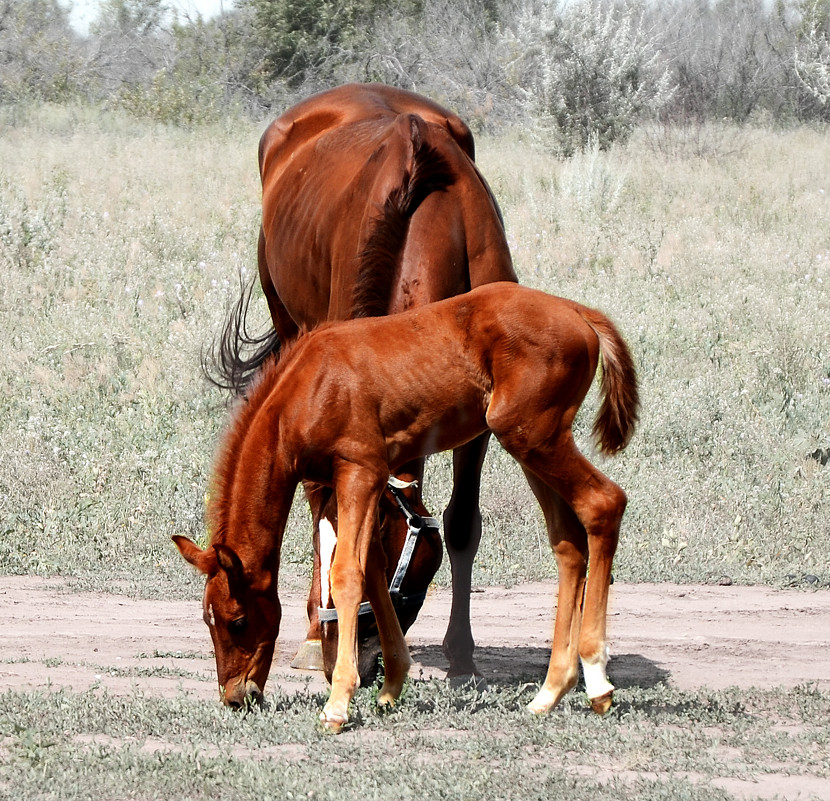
[277,283,602,467]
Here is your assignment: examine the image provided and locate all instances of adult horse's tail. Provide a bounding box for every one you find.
[577,306,640,455]
[201,266,281,397]
[352,114,456,318]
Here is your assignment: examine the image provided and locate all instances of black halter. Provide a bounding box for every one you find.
[317,478,440,623]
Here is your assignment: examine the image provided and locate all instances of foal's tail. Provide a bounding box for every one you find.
[577,306,640,455]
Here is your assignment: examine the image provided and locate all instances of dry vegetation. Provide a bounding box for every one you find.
[1,4,829,797]
[0,105,827,594]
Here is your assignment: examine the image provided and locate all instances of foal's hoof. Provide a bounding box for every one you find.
[291,639,324,671]
[589,691,614,715]
[527,687,560,715]
[319,707,348,733]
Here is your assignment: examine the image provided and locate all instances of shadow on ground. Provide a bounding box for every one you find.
[410,644,670,690]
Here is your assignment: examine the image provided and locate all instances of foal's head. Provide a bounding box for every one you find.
[174,359,289,707]
[174,536,281,707]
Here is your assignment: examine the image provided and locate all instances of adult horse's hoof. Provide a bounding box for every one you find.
[291,639,324,671]
[449,673,488,692]
[589,690,614,715]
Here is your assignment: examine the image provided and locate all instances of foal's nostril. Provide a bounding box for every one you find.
[221,686,246,710]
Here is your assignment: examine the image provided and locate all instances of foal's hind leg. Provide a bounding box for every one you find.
[515,442,626,715]
[442,433,490,680]
[521,468,588,713]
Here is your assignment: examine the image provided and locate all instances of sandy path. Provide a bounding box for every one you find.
[2,576,828,700]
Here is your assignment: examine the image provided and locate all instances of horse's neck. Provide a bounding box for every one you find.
[221,411,299,573]
[221,475,296,581]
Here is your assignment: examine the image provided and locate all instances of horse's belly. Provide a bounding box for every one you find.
[385,407,487,467]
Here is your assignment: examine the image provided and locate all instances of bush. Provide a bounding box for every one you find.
[0,0,86,103]
[507,0,675,155]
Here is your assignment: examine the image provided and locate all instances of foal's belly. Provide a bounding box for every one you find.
[384,403,488,468]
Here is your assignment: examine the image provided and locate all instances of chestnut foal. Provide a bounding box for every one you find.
[174,281,638,730]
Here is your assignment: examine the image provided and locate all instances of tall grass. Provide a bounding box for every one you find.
[1,105,828,594]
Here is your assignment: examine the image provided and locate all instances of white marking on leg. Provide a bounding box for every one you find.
[207,604,215,627]
[581,645,614,699]
[319,517,337,608]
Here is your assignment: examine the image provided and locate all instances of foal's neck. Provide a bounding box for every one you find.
[213,368,301,578]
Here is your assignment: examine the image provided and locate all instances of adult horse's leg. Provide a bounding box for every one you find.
[290,484,330,671]
[441,432,489,679]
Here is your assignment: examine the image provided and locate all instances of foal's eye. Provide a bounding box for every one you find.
[228,617,248,635]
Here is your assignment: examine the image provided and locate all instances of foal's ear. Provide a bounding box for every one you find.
[214,543,245,588]
[172,535,216,575]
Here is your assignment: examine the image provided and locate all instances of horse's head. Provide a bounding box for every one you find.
[173,535,281,708]
[318,484,443,684]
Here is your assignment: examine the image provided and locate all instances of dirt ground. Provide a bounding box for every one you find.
[2,576,829,701]
[3,576,830,800]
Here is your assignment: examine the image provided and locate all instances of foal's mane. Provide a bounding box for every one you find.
[351,124,456,319]
[207,339,304,544]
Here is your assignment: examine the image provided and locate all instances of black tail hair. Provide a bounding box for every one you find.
[201,272,280,397]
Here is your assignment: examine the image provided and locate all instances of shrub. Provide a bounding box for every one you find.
[505,0,675,155]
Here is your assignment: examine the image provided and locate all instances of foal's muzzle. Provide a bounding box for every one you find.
[223,679,264,710]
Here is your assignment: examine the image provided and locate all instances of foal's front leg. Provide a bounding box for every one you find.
[320,466,385,731]
[364,529,412,707]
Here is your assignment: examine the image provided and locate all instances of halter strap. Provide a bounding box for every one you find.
[318,477,439,624]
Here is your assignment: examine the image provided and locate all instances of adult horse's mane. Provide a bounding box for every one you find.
[351,122,456,319]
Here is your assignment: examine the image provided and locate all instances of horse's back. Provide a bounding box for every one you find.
[259,83,475,173]
[258,85,515,328]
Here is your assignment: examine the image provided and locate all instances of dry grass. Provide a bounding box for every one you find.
[1,105,828,592]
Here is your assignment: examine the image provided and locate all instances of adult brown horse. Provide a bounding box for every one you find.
[175,282,639,730]
[208,83,517,680]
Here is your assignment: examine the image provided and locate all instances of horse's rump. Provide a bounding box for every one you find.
[205,85,513,395]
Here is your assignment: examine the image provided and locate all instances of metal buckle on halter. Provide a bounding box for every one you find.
[318,602,373,624]
[317,477,440,624]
